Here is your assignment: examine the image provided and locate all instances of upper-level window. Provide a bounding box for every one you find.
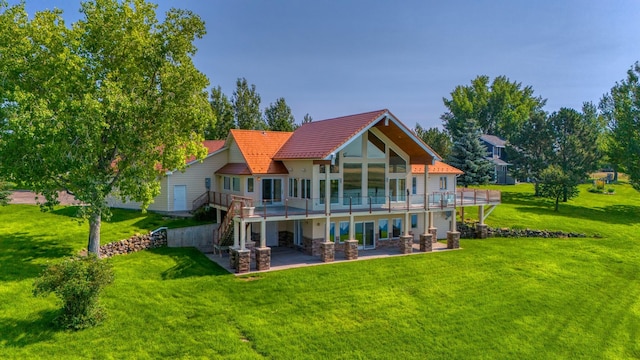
[494,147,502,157]
[320,156,340,173]
[232,177,240,192]
[223,176,230,190]
[367,132,385,158]
[343,136,362,157]
[247,178,254,193]
[389,149,406,173]
[289,178,298,197]
[439,176,448,190]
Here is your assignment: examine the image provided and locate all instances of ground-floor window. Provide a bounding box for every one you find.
[411,214,418,229]
[329,222,336,242]
[379,219,389,240]
[339,221,349,242]
[392,218,402,237]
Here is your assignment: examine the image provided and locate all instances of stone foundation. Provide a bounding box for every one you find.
[279,231,293,248]
[420,234,433,252]
[375,238,400,249]
[344,240,358,260]
[447,231,460,249]
[236,249,251,273]
[399,235,413,254]
[428,227,437,242]
[476,224,488,239]
[255,247,271,271]
[320,242,335,262]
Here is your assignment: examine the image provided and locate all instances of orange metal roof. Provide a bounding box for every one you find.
[230,129,292,174]
[274,109,388,159]
[412,161,464,175]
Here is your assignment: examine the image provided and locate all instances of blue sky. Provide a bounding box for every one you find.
[10,0,640,128]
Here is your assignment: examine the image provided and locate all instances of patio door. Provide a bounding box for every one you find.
[262,178,282,205]
[355,221,375,250]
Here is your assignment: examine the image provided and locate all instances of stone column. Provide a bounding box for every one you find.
[476,224,488,239]
[229,248,238,269]
[236,249,251,273]
[447,231,460,249]
[320,241,335,262]
[255,247,271,271]
[399,235,413,254]
[420,233,433,252]
[429,227,437,243]
[344,239,358,260]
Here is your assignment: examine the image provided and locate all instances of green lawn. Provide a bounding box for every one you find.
[1,185,640,359]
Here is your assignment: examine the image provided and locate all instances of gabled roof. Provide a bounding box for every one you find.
[274,109,440,164]
[185,140,226,165]
[228,129,292,174]
[412,161,464,175]
[486,157,510,166]
[480,134,506,148]
[215,163,252,175]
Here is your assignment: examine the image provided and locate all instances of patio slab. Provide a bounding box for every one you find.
[204,241,454,275]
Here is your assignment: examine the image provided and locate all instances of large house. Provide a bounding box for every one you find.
[480,134,515,185]
[111,109,500,272]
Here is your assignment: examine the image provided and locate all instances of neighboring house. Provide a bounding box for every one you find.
[111,109,501,272]
[480,134,515,185]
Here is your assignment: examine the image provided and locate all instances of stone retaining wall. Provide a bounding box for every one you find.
[98,229,167,258]
[457,222,586,239]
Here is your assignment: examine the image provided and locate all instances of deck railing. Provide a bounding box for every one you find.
[202,189,500,219]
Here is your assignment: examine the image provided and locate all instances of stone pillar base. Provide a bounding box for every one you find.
[229,248,238,269]
[428,227,438,243]
[476,224,488,239]
[255,247,271,271]
[420,234,433,252]
[399,235,413,254]
[447,231,460,249]
[320,241,335,262]
[344,239,358,260]
[236,249,251,273]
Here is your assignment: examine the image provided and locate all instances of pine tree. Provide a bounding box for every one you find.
[232,78,265,130]
[447,119,493,187]
[206,86,235,140]
[303,113,313,124]
[265,97,296,131]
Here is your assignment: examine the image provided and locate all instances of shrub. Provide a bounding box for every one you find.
[33,254,114,330]
[595,180,605,190]
[607,187,615,194]
[588,187,603,194]
[193,206,216,221]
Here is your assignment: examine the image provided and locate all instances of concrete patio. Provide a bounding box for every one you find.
[205,241,454,274]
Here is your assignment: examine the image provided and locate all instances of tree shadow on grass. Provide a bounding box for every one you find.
[0,309,60,348]
[514,204,640,225]
[0,232,75,282]
[147,247,230,279]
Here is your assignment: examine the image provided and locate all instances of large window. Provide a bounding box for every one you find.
[343,136,362,157]
[389,178,406,201]
[301,179,311,199]
[232,177,240,192]
[289,178,298,197]
[343,163,362,205]
[367,163,385,204]
[367,132,386,158]
[319,179,339,204]
[379,219,389,240]
[339,221,350,242]
[411,214,418,228]
[389,149,406,173]
[392,218,402,238]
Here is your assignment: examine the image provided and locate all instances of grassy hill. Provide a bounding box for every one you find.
[1,184,639,359]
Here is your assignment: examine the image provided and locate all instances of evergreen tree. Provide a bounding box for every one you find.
[414,124,452,159]
[232,78,265,130]
[206,86,235,139]
[265,97,296,132]
[446,119,493,187]
[303,113,313,124]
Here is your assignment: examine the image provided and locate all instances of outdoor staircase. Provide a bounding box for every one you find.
[213,200,242,256]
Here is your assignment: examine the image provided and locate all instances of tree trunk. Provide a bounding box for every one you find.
[554,196,560,212]
[534,182,540,196]
[88,211,101,256]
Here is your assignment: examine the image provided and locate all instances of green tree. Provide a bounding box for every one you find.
[548,106,601,201]
[414,124,452,159]
[446,119,493,187]
[265,97,296,131]
[233,77,265,130]
[506,111,554,195]
[600,62,640,190]
[538,165,578,211]
[442,75,546,141]
[206,86,234,139]
[33,254,114,330]
[303,113,313,124]
[0,178,10,206]
[0,0,211,255]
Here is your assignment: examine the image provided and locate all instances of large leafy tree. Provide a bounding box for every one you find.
[446,119,493,187]
[265,97,296,132]
[538,165,578,211]
[600,62,640,190]
[0,0,212,255]
[547,106,601,201]
[233,77,265,130]
[414,124,452,159]
[506,111,554,195]
[442,75,546,141]
[205,86,235,140]
[0,178,10,206]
